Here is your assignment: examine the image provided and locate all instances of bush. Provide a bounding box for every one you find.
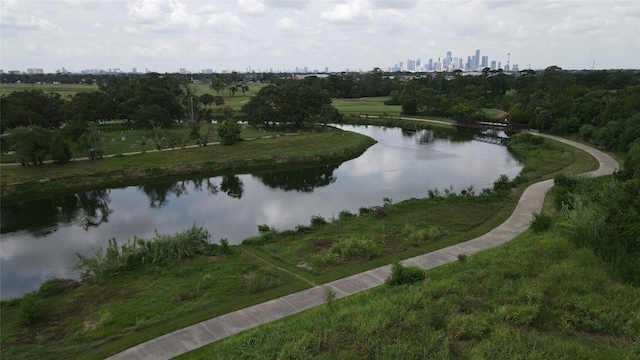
[74,225,210,280]
[493,174,513,192]
[358,207,373,215]
[530,213,553,233]
[257,224,275,234]
[385,261,425,286]
[310,250,341,267]
[338,210,356,220]
[20,294,44,325]
[310,214,328,227]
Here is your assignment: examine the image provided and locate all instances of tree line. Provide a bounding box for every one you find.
[2,68,638,166]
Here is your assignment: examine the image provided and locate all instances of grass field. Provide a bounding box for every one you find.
[0,83,99,98]
[179,220,640,359]
[331,97,401,116]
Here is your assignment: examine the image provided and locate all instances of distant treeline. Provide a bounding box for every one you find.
[2,67,639,152]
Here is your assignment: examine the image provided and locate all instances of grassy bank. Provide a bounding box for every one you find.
[181,221,640,359]
[0,133,600,359]
[0,128,376,203]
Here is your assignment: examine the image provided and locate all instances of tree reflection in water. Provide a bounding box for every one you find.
[220,175,244,199]
[138,181,189,208]
[0,189,113,236]
[252,164,338,193]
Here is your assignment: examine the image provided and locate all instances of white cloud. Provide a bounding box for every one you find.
[237,0,266,15]
[274,16,299,31]
[0,0,637,72]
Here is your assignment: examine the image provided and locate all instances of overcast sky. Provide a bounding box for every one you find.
[1,0,639,74]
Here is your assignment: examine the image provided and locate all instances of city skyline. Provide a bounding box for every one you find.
[5,46,521,76]
[1,1,638,74]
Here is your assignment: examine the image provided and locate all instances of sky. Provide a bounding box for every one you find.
[1,0,639,74]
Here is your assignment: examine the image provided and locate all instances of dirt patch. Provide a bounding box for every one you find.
[204,255,226,262]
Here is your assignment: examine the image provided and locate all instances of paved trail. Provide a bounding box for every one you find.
[107,134,618,360]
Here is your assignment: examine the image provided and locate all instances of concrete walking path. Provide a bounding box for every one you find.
[107,134,618,360]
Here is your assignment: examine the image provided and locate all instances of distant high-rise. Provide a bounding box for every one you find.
[481,56,488,68]
[475,49,480,69]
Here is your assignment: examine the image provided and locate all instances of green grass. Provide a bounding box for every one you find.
[331,97,402,116]
[180,227,640,359]
[0,83,99,98]
[0,249,311,360]
[0,132,602,359]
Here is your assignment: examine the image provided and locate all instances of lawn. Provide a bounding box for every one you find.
[331,97,402,116]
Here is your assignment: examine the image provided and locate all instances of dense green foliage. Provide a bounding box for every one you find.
[74,225,214,281]
[385,261,425,285]
[241,78,341,128]
[554,150,640,285]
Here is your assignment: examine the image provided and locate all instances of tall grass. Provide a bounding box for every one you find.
[74,225,211,280]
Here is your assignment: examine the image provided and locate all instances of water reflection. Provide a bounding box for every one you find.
[1,125,524,299]
[220,175,244,199]
[253,164,338,193]
[1,190,113,236]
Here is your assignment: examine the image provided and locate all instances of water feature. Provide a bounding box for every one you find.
[0,125,522,299]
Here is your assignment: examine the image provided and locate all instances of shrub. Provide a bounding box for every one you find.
[338,210,356,220]
[20,294,44,325]
[334,236,383,260]
[310,250,341,267]
[310,214,328,227]
[257,224,275,234]
[74,225,210,280]
[493,174,513,192]
[530,213,553,233]
[358,207,373,215]
[219,238,229,254]
[385,261,425,286]
[457,254,468,263]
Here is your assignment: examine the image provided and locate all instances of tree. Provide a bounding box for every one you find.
[200,93,215,107]
[9,126,50,166]
[210,76,225,95]
[217,117,242,145]
[78,122,104,159]
[50,130,72,164]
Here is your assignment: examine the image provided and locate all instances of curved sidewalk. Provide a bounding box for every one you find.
[107,134,618,360]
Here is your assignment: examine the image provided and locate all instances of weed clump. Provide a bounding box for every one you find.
[530,213,553,233]
[74,224,211,281]
[385,261,425,286]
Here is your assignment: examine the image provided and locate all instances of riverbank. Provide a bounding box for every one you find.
[0,133,599,360]
[0,128,376,203]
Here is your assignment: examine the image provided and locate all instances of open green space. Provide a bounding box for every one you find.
[0,83,99,98]
[0,133,601,360]
[331,97,402,116]
[181,220,640,359]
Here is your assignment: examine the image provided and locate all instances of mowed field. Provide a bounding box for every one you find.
[0,83,99,98]
[331,97,402,116]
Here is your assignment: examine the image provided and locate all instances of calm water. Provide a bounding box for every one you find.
[0,125,522,299]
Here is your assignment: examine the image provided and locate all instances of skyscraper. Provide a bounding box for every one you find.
[475,50,480,69]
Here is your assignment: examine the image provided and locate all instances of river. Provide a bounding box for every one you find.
[0,125,522,299]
